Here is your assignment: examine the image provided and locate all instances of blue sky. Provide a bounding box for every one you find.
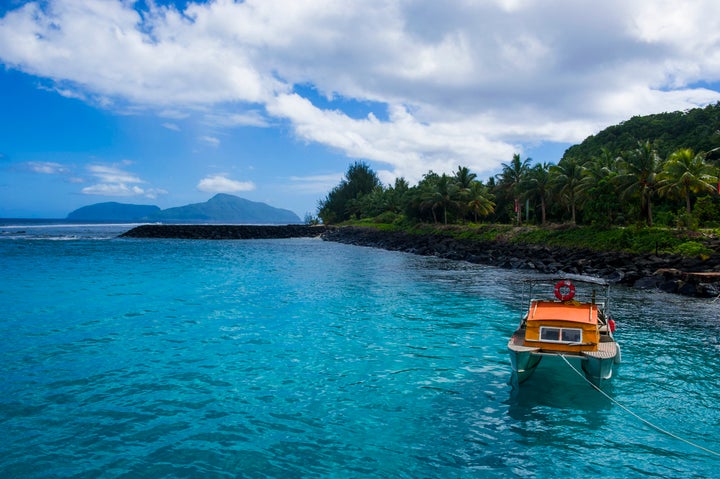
[2,0,720,218]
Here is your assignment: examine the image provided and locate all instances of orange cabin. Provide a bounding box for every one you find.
[523,300,600,352]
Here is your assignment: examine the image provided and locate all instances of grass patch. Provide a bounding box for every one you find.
[338,220,719,256]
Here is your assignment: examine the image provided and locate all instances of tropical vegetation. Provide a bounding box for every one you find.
[317,103,720,231]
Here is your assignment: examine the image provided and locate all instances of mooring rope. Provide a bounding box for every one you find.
[558,354,720,458]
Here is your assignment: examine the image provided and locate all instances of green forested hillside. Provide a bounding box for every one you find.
[564,102,720,162]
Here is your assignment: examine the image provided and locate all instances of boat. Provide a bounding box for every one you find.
[507,275,621,385]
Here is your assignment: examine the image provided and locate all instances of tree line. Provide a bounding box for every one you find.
[317,140,720,228]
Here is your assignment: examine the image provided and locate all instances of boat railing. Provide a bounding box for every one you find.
[518,277,613,322]
[527,298,606,309]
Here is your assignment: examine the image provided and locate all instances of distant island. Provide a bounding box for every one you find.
[67,203,161,221]
[67,194,301,224]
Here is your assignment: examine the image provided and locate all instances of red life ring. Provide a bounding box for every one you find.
[554,280,576,301]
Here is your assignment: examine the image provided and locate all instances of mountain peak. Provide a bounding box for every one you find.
[67,195,301,224]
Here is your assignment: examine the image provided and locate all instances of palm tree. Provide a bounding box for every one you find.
[580,147,620,225]
[616,141,663,226]
[467,182,495,221]
[584,147,616,180]
[498,154,531,224]
[550,157,585,224]
[453,166,477,221]
[523,162,552,224]
[657,148,717,214]
[454,166,477,190]
[417,172,441,223]
[436,174,459,224]
[419,173,457,224]
[385,177,410,214]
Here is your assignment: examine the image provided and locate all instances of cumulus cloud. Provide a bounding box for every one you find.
[267,94,519,182]
[1,0,720,179]
[0,0,277,106]
[197,175,256,193]
[81,163,165,198]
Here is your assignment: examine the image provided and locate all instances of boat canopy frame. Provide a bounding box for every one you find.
[517,275,612,324]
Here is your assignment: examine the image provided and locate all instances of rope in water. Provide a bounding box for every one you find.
[559,354,720,458]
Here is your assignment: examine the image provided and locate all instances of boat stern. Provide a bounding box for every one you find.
[508,333,542,383]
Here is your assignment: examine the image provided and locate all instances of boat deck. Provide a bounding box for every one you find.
[508,328,618,360]
[582,340,618,360]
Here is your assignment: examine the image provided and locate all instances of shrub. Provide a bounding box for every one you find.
[374,211,400,224]
[674,241,713,257]
[676,212,699,230]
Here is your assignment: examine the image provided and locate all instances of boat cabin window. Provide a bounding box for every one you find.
[539,326,582,344]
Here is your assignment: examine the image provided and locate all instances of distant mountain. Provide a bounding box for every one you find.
[153,194,301,224]
[67,202,161,221]
[66,194,302,224]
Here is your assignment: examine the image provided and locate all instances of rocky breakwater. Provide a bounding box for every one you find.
[120,224,327,240]
[321,226,720,297]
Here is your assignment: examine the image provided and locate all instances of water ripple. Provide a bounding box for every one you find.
[1,238,718,477]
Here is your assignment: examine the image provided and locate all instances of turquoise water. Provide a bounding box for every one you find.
[1,223,719,478]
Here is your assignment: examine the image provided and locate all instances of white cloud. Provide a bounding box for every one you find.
[0,0,278,106]
[267,94,516,182]
[81,162,164,199]
[1,0,720,180]
[288,173,345,194]
[81,183,144,197]
[162,122,180,131]
[144,188,168,200]
[86,164,143,184]
[27,161,69,174]
[200,135,220,147]
[159,109,190,120]
[197,175,256,193]
[203,110,269,128]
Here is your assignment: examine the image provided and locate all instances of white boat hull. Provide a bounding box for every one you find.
[508,345,542,384]
[508,340,620,385]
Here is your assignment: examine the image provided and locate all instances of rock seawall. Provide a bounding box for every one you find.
[120,224,327,240]
[321,226,720,298]
[119,224,720,297]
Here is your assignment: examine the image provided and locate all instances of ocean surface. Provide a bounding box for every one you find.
[1,221,719,478]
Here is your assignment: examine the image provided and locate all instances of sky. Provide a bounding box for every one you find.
[1,0,720,219]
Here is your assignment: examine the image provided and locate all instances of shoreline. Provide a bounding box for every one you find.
[321,226,720,298]
[119,224,720,298]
